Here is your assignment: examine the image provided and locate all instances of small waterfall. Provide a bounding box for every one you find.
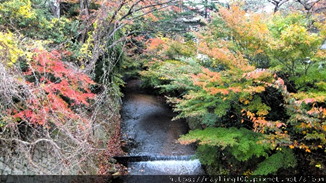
[129,159,205,175]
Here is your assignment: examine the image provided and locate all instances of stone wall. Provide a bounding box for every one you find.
[0,141,66,175]
[0,119,118,175]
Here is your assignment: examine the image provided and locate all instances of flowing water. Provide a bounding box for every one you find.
[119,79,205,178]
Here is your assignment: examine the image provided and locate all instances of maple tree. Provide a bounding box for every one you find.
[10,49,95,127]
[140,3,326,175]
[0,41,102,174]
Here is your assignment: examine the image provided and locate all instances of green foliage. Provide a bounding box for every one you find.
[139,3,326,176]
[253,148,297,175]
[267,13,326,92]
[165,41,197,59]
[0,0,79,47]
[179,127,282,175]
[0,0,35,23]
[179,127,271,161]
[141,57,202,94]
[196,145,220,166]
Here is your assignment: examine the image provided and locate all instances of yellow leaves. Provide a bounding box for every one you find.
[257,108,269,116]
[289,145,294,149]
[297,143,311,153]
[0,0,35,19]
[246,111,255,120]
[79,34,94,60]
[244,86,265,94]
[315,164,322,169]
[0,31,23,67]
[159,76,168,80]
[239,95,253,104]
[17,0,35,19]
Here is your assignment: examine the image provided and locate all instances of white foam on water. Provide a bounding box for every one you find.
[128,159,205,175]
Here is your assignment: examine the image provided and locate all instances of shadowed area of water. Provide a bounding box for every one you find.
[120,79,204,176]
[121,79,196,156]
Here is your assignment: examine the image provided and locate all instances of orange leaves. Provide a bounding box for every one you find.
[217,5,270,56]
[242,108,286,133]
[287,143,312,153]
[209,88,229,95]
[146,37,167,52]
[275,121,284,128]
[219,6,246,33]
[197,41,253,71]
[144,12,159,22]
[191,68,243,96]
[11,49,96,127]
[246,111,255,120]
[179,138,197,145]
[14,110,46,126]
[191,68,222,86]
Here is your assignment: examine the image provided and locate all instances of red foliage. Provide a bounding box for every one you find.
[11,49,95,127]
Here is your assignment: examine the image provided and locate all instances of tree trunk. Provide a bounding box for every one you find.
[79,0,90,43]
[49,0,60,18]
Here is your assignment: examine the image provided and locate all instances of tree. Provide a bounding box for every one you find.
[267,0,289,13]
[296,0,324,15]
[0,44,102,174]
[140,3,326,175]
[0,0,184,175]
[76,0,179,73]
[49,0,60,18]
[267,13,326,92]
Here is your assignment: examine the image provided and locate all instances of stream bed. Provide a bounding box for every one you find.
[119,79,205,178]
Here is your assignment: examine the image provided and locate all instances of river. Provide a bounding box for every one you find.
[119,79,205,179]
